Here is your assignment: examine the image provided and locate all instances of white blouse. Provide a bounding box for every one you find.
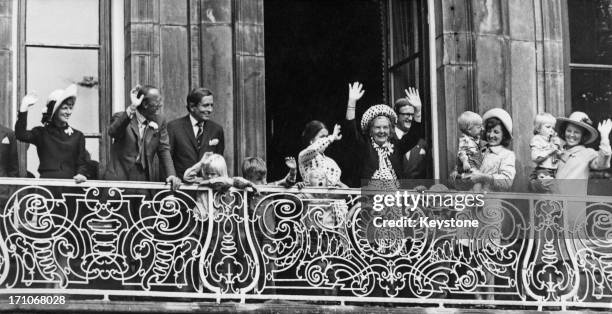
[298,135,341,186]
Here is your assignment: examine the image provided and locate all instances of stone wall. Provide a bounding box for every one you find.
[125,0,266,175]
[435,0,567,190]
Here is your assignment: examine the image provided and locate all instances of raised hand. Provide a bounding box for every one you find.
[404,87,422,110]
[129,85,144,111]
[597,119,612,142]
[332,124,342,141]
[20,93,39,112]
[348,82,365,102]
[285,157,296,169]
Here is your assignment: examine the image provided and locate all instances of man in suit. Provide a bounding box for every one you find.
[167,87,224,180]
[0,125,18,208]
[105,85,181,190]
[392,87,427,180]
[0,125,18,178]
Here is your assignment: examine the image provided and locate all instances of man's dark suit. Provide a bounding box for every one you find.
[391,122,428,179]
[167,115,224,180]
[104,111,176,181]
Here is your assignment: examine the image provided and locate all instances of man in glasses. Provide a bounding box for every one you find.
[105,85,181,190]
[393,87,427,180]
[167,87,224,182]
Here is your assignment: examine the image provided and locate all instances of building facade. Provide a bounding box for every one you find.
[0,0,609,189]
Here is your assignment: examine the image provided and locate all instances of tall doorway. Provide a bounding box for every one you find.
[264,0,385,185]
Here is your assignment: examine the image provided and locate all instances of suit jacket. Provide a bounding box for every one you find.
[390,123,428,179]
[0,125,18,178]
[342,118,422,183]
[167,115,224,180]
[104,111,176,182]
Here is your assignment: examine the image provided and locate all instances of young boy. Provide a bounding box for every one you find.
[530,113,563,180]
[457,111,484,191]
[242,157,297,187]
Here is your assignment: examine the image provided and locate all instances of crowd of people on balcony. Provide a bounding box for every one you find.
[0,81,611,195]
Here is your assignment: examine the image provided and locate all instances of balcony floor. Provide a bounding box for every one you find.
[0,300,601,314]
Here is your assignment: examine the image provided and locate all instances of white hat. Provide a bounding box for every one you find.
[46,84,77,122]
[556,111,598,145]
[360,104,397,133]
[482,108,513,138]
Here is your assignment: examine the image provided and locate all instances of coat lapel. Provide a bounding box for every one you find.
[182,115,198,150]
[129,116,140,146]
[200,121,211,150]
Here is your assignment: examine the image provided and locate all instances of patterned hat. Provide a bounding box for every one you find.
[556,111,598,145]
[360,104,397,132]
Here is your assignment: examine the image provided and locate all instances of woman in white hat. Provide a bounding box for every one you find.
[462,108,516,192]
[555,112,612,181]
[15,85,89,183]
[342,82,424,186]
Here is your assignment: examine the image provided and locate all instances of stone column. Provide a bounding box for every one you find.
[0,0,13,127]
[125,0,161,95]
[234,0,266,173]
[200,0,235,174]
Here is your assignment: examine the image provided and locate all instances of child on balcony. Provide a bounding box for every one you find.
[242,156,297,187]
[456,111,484,192]
[530,113,563,182]
[184,152,256,220]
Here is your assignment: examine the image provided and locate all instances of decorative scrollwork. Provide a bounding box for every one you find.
[0,181,610,309]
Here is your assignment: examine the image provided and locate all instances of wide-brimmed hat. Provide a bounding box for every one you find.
[556,111,598,145]
[360,104,397,132]
[46,84,77,122]
[482,108,513,138]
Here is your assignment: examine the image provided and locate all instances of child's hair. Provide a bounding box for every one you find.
[242,157,267,181]
[533,113,557,135]
[201,153,228,177]
[457,111,482,133]
[305,168,327,187]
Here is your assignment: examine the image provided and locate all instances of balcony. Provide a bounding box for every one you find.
[0,178,611,312]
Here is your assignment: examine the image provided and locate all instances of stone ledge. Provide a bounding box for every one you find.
[0,300,600,314]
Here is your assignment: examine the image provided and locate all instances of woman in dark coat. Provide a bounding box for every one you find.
[342,82,423,188]
[15,85,89,182]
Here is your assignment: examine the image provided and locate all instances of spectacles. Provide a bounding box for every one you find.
[398,112,414,117]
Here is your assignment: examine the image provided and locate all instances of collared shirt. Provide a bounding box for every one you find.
[189,114,203,138]
[394,126,406,140]
[134,110,148,139]
[479,145,516,192]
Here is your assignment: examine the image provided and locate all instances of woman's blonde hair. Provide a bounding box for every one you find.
[200,152,228,177]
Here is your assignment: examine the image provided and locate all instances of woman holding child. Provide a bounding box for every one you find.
[461,108,516,192]
[529,111,612,194]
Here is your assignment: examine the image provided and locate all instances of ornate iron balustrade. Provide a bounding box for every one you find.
[0,178,612,310]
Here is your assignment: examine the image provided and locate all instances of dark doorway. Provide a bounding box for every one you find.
[264,0,384,186]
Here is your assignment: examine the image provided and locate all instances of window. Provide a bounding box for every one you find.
[20,0,110,177]
[386,0,431,176]
[568,0,612,124]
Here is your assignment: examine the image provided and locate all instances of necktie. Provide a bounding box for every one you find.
[196,121,204,149]
[137,120,148,169]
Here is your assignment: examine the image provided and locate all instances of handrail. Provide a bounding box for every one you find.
[0,177,611,310]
